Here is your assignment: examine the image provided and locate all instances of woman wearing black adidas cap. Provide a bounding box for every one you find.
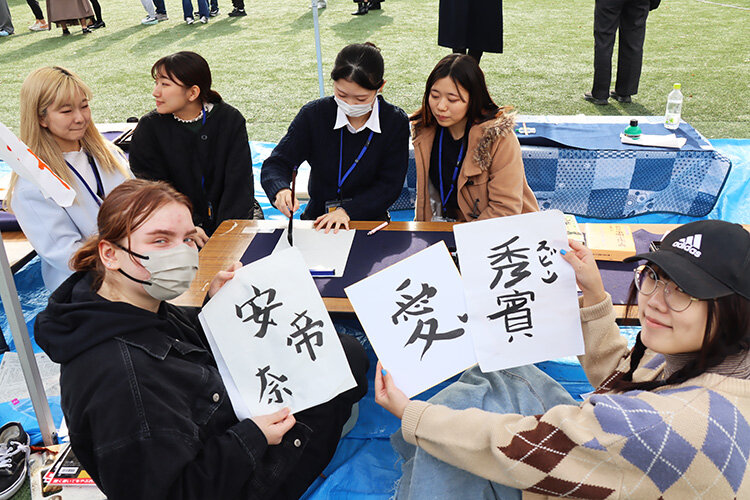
[375,219,750,498]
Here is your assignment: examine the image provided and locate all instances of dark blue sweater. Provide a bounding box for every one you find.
[261,96,409,220]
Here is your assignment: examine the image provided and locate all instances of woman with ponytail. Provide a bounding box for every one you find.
[35,179,369,500]
[8,66,130,291]
[376,219,750,498]
[129,51,255,241]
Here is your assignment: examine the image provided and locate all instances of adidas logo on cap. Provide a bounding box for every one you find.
[672,234,702,257]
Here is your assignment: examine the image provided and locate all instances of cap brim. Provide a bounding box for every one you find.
[623,250,734,300]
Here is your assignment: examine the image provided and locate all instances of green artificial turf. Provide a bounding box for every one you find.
[1,0,748,141]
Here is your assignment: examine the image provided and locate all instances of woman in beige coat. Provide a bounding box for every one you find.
[412,54,538,222]
[46,0,93,34]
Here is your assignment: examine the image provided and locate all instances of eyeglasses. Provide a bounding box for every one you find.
[633,265,701,312]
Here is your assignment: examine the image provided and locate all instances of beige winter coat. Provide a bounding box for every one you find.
[413,112,539,222]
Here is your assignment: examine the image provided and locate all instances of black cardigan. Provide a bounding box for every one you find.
[129,101,254,235]
[260,96,409,220]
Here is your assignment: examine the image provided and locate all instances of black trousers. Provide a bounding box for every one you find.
[26,0,44,19]
[271,333,370,499]
[592,0,650,99]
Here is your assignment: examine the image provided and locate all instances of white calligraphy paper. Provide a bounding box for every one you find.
[345,242,476,397]
[453,210,584,372]
[273,224,355,278]
[0,122,76,207]
[199,247,356,418]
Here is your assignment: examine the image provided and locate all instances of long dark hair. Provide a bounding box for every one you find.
[151,51,222,104]
[330,42,384,91]
[613,270,750,392]
[411,54,506,132]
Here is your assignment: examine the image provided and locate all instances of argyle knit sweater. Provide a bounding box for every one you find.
[401,295,750,498]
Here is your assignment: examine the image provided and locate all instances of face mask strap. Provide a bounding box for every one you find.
[114,242,149,260]
[112,242,152,286]
[117,268,152,286]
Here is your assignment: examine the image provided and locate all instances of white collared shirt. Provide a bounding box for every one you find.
[333,96,381,134]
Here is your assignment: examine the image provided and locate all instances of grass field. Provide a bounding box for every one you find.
[1,0,748,141]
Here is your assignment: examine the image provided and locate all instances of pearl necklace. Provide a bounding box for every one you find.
[172,103,213,123]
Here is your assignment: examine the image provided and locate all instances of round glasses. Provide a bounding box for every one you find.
[633,265,700,312]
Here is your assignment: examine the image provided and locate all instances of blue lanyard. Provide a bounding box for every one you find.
[199,106,210,216]
[338,129,374,197]
[66,154,105,206]
[438,128,466,211]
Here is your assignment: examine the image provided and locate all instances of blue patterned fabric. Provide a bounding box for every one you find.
[527,147,732,219]
[702,391,750,493]
[591,392,698,492]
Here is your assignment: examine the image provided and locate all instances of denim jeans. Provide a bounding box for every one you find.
[182,0,208,18]
[391,365,577,500]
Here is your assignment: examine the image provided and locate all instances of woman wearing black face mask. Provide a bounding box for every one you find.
[35,179,369,500]
[261,42,409,233]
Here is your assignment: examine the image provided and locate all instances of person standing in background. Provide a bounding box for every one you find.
[139,0,169,25]
[27,0,50,31]
[438,0,503,65]
[583,0,655,105]
[352,0,382,16]
[46,0,94,35]
[0,0,14,36]
[87,0,105,28]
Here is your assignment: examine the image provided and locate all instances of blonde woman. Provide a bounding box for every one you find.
[8,66,130,291]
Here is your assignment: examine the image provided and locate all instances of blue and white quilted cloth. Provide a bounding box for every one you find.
[517,115,732,219]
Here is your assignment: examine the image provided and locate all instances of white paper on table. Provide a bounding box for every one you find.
[345,242,476,397]
[199,247,356,419]
[620,133,687,149]
[0,122,76,207]
[453,210,584,372]
[273,226,355,277]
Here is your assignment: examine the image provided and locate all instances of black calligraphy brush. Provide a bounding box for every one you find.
[288,166,297,246]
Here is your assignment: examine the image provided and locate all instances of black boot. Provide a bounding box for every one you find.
[352,2,368,15]
[368,0,381,9]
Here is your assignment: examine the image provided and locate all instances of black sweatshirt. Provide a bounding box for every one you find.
[261,96,409,220]
[129,101,254,235]
[35,271,369,500]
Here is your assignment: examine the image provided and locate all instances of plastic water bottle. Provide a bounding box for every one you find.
[664,83,683,130]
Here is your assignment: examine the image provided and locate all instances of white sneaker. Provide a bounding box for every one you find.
[141,15,158,24]
[317,0,327,8]
[199,15,208,23]
[185,16,195,24]
[155,13,168,21]
[29,20,49,31]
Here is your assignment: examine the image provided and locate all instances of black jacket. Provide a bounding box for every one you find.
[35,272,368,500]
[129,101,254,235]
[260,96,409,221]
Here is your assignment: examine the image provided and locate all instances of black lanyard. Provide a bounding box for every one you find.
[438,128,466,213]
[338,128,374,198]
[66,153,105,206]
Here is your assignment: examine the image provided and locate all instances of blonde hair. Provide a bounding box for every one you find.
[6,66,130,209]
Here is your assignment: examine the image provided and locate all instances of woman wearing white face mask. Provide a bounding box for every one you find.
[35,179,370,500]
[261,42,409,233]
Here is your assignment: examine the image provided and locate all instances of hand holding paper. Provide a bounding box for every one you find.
[0,122,76,207]
[199,247,356,419]
[561,239,608,307]
[374,362,409,420]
